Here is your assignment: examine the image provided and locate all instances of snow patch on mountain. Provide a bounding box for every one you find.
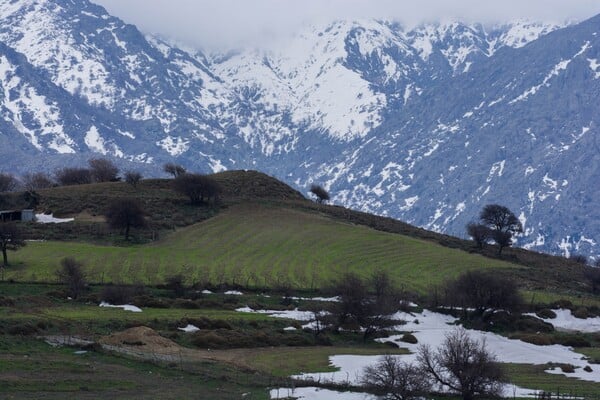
[157,136,189,156]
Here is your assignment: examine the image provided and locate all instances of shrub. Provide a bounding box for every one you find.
[89,158,119,182]
[444,271,523,313]
[124,171,142,188]
[550,299,573,309]
[173,299,199,309]
[512,333,553,346]
[573,307,589,319]
[100,285,134,304]
[172,173,221,205]
[55,167,92,185]
[559,364,575,373]
[0,296,15,307]
[400,333,418,344]
[514,315,554,333]
[8,323,39,336]
[166,274,186,297]
[555,335,591,348]
[163,163,186,178]
[22,172,54,191]
[536,309,557,319]
[56,257,87,299]
[132,295,171,308]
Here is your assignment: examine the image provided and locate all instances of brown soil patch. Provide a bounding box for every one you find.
[100,326,181,354]
[72,210,104,222]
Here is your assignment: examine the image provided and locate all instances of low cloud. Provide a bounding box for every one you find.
[94,0,600,49]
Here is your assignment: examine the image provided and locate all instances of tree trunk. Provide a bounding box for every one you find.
[2,247,7,267]
[125,223,130,240]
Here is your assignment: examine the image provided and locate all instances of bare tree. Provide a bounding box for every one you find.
[0,173,18,192]
[124,171,143,188]
[104,198,146,240]
[164,162,186,178]
[417,329,505,400]
[362,355,429,400]
[330,271,401,341]
[55,167,92,185]
[479,204,523,255]
[310,184,330,204]
[56,257,87,299]
[0,222,26,267]
[466,223,491,249]
[22,172,54,191]
[89,158,119,182]
[172,173,221,205]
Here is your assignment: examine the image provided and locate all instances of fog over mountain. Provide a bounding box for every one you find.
[94,0,600,48]
[0,0,598,259]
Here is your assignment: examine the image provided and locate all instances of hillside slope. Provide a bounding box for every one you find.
[0,171,587,295]
[1,0,596,257]
[10,203,520,292]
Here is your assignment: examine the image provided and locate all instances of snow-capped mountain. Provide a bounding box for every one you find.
[0,0,598,259]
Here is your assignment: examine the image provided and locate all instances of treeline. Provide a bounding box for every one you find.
[0,160,223,266]
[0,158,142,191]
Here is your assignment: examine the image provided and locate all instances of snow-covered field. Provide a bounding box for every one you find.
[234,305,600,399]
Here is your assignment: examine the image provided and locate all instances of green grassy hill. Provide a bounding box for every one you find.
[0,170,591,296]
[8,203,519,292]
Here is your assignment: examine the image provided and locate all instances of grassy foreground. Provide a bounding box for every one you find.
[8,204,517,292]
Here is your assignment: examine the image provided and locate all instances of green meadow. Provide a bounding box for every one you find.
[8,204,518,292]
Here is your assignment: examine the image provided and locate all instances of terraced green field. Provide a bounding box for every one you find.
[7,203,517,292]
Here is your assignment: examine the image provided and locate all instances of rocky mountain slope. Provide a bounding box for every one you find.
[0,0,597,258]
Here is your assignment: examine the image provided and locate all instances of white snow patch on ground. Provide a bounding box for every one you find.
[201,290,213,294]
[35,213,74,224]
[527,309,600,333]
[178,324,200,333]
[270,386,376,400]
[224,290,243,295]
[290,296,340,302]
[294,309,600,395]
[236,307,316,321]
[99,302,142,312]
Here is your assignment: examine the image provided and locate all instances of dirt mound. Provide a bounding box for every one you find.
[100,326,180,354]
